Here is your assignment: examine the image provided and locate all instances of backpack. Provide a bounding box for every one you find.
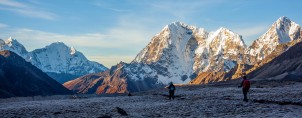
[170,85,175,91]
[243,80,250,90]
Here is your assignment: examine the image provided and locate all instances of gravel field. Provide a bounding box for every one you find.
[1,81,302,118]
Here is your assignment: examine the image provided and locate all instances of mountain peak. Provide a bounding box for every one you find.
[7,36,13,41]
[247,16,301,63]
[165,21,184,29]
[218,27,227,30]
[165,21,197,31]
[277,16,291,22]
[70,46,76,55]
[256,16,300,43]
[49,42,67,47]
[5,37,18,44]
[217,27,234,33]
[169,21,185,26]
[1,37,29,58]
[209,27,244,43]
[45,42,70,51]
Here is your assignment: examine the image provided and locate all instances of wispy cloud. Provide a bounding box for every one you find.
[0,21,154,67]
[7,28,115,49]
[105,7,129,12]
[0,23,8,28]
[0,0,26,8]
[0,0,58,20]
[93,1,130,13]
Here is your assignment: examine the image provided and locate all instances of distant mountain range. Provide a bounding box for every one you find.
[1,16,300,96]
[0,50,72,98]
[0,38,108,83]
[64,16,302,94]
[191,16,302,84]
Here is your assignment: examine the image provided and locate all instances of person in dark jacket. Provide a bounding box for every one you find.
[167,82,176,100]
[238,75,250,102]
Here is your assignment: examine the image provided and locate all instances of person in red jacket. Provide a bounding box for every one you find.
[238,75,250,102]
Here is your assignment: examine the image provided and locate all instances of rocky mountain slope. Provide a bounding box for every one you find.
[65,22,247,94]
[246,16,301,64]
[191,16,302,84]
[65,16,302,94]
[0,51,72,98]
[189,63,253,84]
[64,62,163,94]
[246,41,302,81]
[0,38,108,83]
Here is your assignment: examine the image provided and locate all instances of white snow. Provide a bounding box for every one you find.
[70,46,76,55]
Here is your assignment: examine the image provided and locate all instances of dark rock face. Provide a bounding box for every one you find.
[46,72,79,84]
[116,107,128,116]
[0,50,72,98]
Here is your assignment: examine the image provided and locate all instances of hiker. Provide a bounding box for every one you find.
[167,82,176,100]
[128,92,132,96]
[238,75,250,102]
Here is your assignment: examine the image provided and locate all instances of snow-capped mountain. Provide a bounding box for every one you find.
[0,37,29,59]
[132,22,200,84]
[64,16,302,94]
[194,27,246,72]
[29,42,107,76]
[246,16,302,64]
[65,22,248,94]
[191,16,302,84]
[0,38,108,83]
[133,22,246,84]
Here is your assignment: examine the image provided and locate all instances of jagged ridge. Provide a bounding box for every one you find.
[0,38,108,83]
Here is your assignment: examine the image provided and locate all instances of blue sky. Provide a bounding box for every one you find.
[0,0,301,67]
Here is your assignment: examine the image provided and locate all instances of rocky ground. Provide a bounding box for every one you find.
[0,80,302,118]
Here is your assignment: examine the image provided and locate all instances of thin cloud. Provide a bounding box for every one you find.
[93,1,130,13]
[0,0,58,20]
[8,28,113,49]
[0,24,153,66]
[0,23,8,28]
[0,0,26,8]
[105,7,130,12]
[1,17,153,50]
